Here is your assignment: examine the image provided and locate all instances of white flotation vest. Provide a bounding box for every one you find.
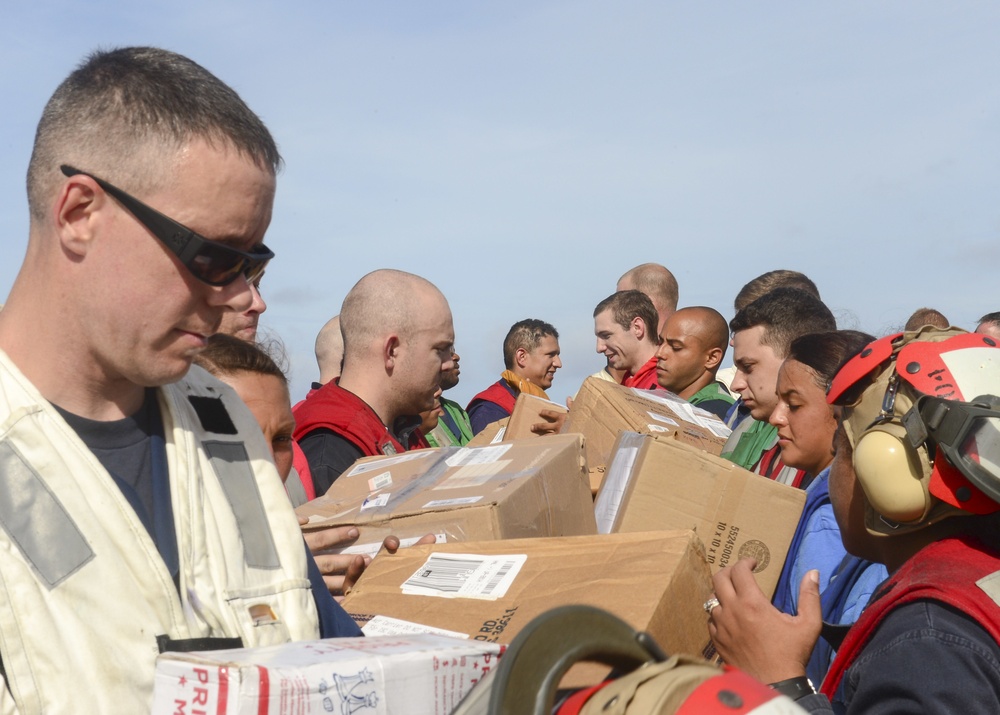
[0,353,319,714]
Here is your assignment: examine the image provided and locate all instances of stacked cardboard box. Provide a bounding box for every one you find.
[341,530,714,667]
[561,378,731,492]
[595,432,806,597]
[296,434,596,557]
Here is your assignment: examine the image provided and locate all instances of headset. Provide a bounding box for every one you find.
[827,328,1000,534]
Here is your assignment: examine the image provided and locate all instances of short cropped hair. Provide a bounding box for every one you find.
[787,330,875,391]
[730,287,836,359]
[734,270,820,313]
[594,290,660,344]
[503,319,559,369]
[28,46,281,221]
[194,334,288,384]
[904,307,950,332]
[978,311,1000,326]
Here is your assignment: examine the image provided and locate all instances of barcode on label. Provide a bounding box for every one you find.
[401,553,526,600]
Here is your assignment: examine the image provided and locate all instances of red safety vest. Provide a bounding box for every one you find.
[822,534,1000,698]
[293,381,409,458]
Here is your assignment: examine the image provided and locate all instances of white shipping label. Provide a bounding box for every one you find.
[435,460,512,490]
[423,497,482,508]
[647,411,679,427]
[368,471,393,491]
[401,553,527,600]
[345,450,432,477]
[362,615,469,639]
[490,427,507,444]
[361,493,390,511]
[445,444,512,467]
[701,419,732,438]
[647,424,671,433]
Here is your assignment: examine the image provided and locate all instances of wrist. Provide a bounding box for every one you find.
[768,675,816,701]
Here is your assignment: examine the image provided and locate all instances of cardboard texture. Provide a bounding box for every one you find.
[341,530,715,677]
[562,378,731,491]
[595,432,806,598]
[152,634,503,715]
[295,434,596,556]
[504,392,569,440]
[466,418,508,447]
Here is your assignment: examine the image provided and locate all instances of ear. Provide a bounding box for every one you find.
[704,346,724,371]
[55,174,104,259]
[383,335,401,373]
[515,347,529,369]
[631,317,646,341]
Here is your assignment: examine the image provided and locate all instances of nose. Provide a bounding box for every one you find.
[210,274,254,313]
[654,342,668,360]
[553,355,562,369]
[248,281,267,315]
[595,338,606,354]
[770,402,788,427]
[730,369,748,393]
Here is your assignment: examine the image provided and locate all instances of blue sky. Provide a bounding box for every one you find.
[2,2,999,407]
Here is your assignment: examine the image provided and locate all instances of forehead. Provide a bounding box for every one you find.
[595,309,623,331]
[777,359,820,392]
[151,140,276,250]
[530,335,559,354]
[733,325,780,364]
[663,316,700,343]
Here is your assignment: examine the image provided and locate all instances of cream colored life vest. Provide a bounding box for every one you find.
[0,354,319,715]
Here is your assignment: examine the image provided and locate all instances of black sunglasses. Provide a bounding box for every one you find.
[60,165,274,287]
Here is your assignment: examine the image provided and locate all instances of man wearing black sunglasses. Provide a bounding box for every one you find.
[0,47,353,712]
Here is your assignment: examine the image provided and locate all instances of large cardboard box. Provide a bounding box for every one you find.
[341,530,714,670]
[595,432,806,597]
[504,392,569,440]
[152,634,503,715]
[563,379,731,488]
[296,434,596,557]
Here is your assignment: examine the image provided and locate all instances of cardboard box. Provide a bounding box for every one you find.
[466,418,508,447]
[504,392,569,440]
[152,634,503,715]
[341,530,714,671]
[595,432,806,597]
[561,378,732,491]
[295,434,596,557]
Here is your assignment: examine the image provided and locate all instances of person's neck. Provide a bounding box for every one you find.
[336,371,396,428]
[675,371,716,401]
[0,293,147,421]
[627,345,658,375]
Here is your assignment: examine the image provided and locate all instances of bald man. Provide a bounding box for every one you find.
[617,263,679,334]
[302,313,345,398]
[654,306,735,420]
[293,270,455,494]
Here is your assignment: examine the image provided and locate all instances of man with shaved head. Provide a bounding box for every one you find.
[654,306,734,419]
[307,313,344,395]
[293,269,455,494]
[617,262,679,334]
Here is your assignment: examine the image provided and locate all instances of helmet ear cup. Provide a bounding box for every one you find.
[853,424,929,523]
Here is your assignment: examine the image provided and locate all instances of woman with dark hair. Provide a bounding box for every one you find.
[767,330,888,683]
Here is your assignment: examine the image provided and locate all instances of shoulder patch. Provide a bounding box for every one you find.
[188,396,238,435]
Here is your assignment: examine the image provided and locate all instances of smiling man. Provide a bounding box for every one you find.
[467,318,562,435]
[0,47,360,713]
[593,289,661,390]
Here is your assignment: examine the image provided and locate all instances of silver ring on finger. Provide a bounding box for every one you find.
[703,596,721,614]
